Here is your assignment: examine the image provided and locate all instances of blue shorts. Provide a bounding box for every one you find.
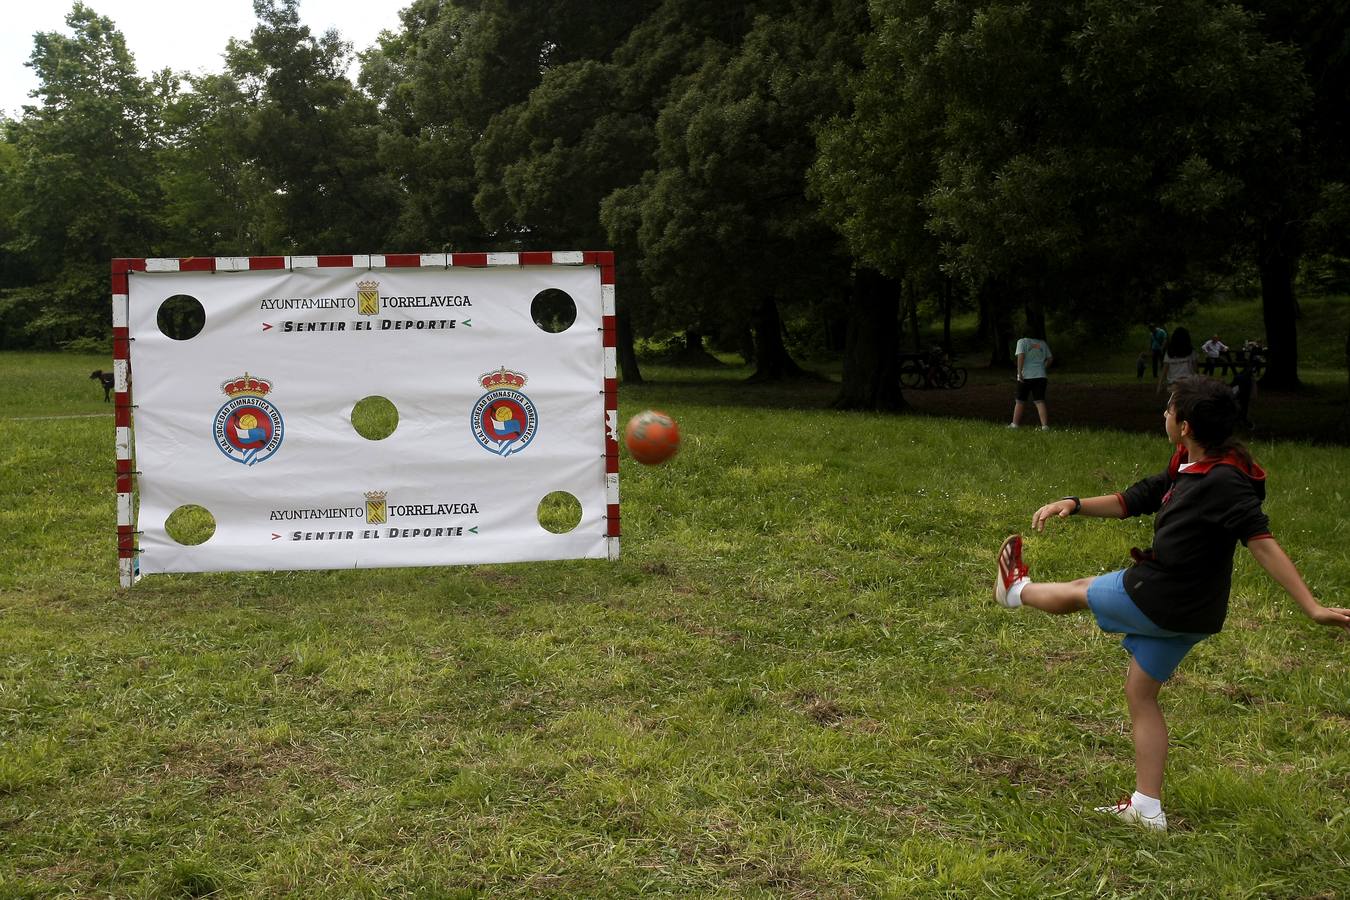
[1086,570,1209,682]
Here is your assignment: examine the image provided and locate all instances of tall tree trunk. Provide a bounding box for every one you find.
[616,307,643,384]
[1024,298,1047,341]
[942,277,953,356]
[833,268,907,412]
[747,296,806,382]
[1339,328,1350,440]
[906,278,922,352]
[1258,219,1301,389]
[738,327,756,365]
[983,282,1013,367]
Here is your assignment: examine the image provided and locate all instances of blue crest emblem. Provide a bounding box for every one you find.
[213,373,284,466]
[471,367,538,457]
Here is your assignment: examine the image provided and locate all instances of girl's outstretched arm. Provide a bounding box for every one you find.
[1248,537,1350,629]
[1031,495,1127,532]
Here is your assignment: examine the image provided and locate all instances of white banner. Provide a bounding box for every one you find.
[126,262,615,574]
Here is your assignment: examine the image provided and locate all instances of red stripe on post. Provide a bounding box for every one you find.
[604,377,618,411]
[179,257,214,272]
[606,503,621,536]
[602,316,616,348]
[117,458,133,475]
[601,265,616,285]
[113,327,130,358]
[452,252,488,267]
[118,524,135,555]
[519,252,552,266]
[318,255,353,267]
[115,401,131,428]
[117,474,132,494]
[594,251,615,267]
[250,257,286,270]
[111,272,128,294]
[383,254,421,267]
[111,259,146,274]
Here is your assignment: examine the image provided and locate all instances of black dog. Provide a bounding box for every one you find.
[90,369,114,402]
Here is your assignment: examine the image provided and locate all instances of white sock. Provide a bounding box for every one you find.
[1131,791,1162,818]
[1007,577,1029,608]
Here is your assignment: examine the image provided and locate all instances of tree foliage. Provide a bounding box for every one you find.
[817,0,1307,345]
[0,0,1343,400]
[1,4,162,347]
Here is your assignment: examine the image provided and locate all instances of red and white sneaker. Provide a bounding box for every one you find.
[994,534,1029,608]
[1094,797,1167,831]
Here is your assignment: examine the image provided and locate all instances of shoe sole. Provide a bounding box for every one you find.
[994,534,1022,607]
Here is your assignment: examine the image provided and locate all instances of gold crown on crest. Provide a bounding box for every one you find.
[357,279,380,291]
[221,373,272,398]
[364,490,387,502]
[480,367,527,390]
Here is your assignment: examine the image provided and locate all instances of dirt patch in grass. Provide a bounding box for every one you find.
[964,754,1075,795]
[674,818,846,899]
[815,775,961,840]
[792,691,848,727]
[904,379,1347,443]
[475,568,524,589]
[158,739,359,796]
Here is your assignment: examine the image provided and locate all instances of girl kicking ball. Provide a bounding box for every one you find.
[993,375,1349,831]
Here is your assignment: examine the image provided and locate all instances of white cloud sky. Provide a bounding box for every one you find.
[1,0,409,118]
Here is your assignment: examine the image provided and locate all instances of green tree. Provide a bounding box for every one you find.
[817,0,1305,379]
[224,0,398,251]
[0,3,166,348]
[0,3,164,348]
[616,0,862,381]
[1236,0,1350,388]
[156,72,277,256]
[362,0,647,250]
[360,0,499,250]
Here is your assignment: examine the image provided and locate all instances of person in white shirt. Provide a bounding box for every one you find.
[1201,334,1228,375]
[1010,336,1053,430]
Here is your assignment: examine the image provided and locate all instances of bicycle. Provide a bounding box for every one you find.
[899,351,967,389]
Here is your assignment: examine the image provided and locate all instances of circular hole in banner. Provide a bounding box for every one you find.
[351,396,399,440]
[157,295,206,340]
[165,504,215,545]
[537,491,582,534]
[531,289,577,333]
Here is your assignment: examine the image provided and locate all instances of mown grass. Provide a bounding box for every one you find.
[1,352,1348,897]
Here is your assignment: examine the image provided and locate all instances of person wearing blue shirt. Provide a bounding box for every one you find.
[1009,336,1053,430]
[1148,324,1168,377]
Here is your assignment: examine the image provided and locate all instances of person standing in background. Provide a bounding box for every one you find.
[1010,335,1053,430]
[1148,324,1168,378]
[1201,334,1229,375]
[1158,326,1198,393]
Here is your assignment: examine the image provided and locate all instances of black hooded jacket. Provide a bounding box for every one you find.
[1115,445,1272,634]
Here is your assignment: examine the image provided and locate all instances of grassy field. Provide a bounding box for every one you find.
[2,352,1348,897]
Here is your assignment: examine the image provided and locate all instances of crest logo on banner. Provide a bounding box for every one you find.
[213,373,285,466]
[357,279,380,316]
[471,367,538,457]
[365,491,388,524]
